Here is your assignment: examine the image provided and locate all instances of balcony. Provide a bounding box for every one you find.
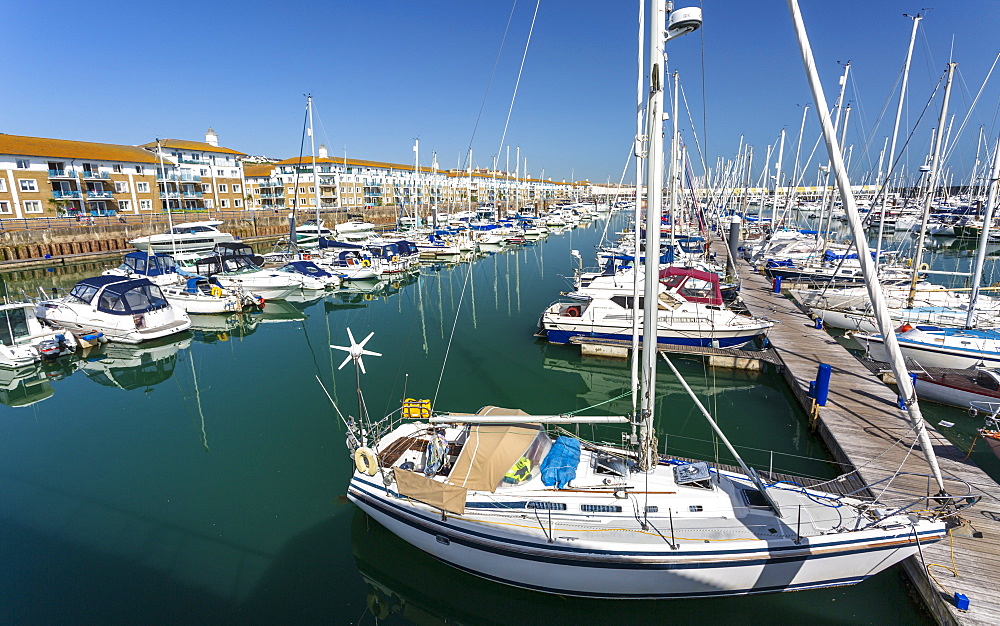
[87,190,113,199]
[160,192,180,199]
[52,190,82,199]
[178,158,209,165]
[260,192,283,198]
[82,171,111,179]
[181,191,204,198]
[48,169,74,178]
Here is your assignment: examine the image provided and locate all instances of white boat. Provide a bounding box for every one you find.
[540,267,772,348]
[335,220,377,242]
[35,276,192,344]
[853,324,1000,369]
[295,219,333,246]
[0,301,77,367]
[334,3,954,600]
[129,220,235,253]
[912,368,1000,409]
[191,255,302,301]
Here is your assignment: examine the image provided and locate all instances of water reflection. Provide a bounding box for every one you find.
[81,335,192,391]
[0,363,54,408]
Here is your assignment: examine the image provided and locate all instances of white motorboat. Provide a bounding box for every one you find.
[0,301,77,367]
[35,276,191,344]
[335,220,377,242]
[191,255,301,301]
[129,220,235,253]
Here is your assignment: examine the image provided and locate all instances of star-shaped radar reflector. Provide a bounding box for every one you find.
[331,328,381,374]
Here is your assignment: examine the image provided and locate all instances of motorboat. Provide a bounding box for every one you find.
[191,255,301,301]
[0,301,77,367]
[129,220,235,253]
[295,219,333,247]
[335,219,377,242]
[272,260,342,289]
[540,267,772,348]
[35,276,191,344]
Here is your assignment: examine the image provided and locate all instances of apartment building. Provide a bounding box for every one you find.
[0,134,161,218]
[140,130,246,212]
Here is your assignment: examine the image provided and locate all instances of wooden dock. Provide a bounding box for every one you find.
[567,335,780,369]
[717,240,1000,625]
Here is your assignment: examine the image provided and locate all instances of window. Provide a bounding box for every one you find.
[113,164,123,173]
[232,184,241,193]
[308,186,315,193]
[118,200,131,211]
[200,169,208,176]
[136,182,150,193]
[115,181,129,193]
[220,199,228,208]
[253,188,261,195]
[135,166,143,174]
[202,183,212,193]
[23,200,42,213]
[16,159,29,169]
[204,199,214,209]
[0,179,5,192]
[139,199,152,210]
[216,169,224,176]
[0,201,10,214]
[299,187,305,194]
[18,179,37,192]
[234,199,242,208]
[218,184,227,193]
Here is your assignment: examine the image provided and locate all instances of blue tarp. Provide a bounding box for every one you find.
[540,436,580,489]
[823,250,859,261]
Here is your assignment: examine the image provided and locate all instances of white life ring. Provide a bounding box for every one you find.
[918,262,929,271]
[354,447,379,476]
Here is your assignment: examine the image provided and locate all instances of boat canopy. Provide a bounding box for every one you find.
[280,261,334,278]
[69,276,170,315]
[121,251,177,276]
[448,417,541,492]
[658,267,724,306]
[318,238,363,250]
[823,250,859,262]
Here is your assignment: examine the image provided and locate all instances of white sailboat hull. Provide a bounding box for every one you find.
[349,475,938,598]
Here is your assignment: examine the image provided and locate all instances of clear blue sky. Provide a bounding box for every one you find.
[1,1,998,185]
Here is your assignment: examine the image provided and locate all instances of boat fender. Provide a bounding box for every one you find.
[303,254,311,260]
[564,305,581,317]
[897,323,914,333]
[362,259,372,267]
[354,447,379,475]
[211,286,224,297]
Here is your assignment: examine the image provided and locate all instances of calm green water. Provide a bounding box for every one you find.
[0,216,934,624]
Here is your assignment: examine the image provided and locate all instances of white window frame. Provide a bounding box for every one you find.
[204,199,214,209]
[117,199,132,212]
[218,183,228,193]
[234,199,242,207]
[139,199,152,210]
[202,183,212,193]
[0,179,6,192]
[135,166,143,174]
[220,199,229,208]
[0,201,10,214]
[113,164,123,173]
[232,184,241,193]
[18,179,37,192]
[115,181,129,193]
[15,159,29,169]
[136,181,150,193]
[23,200,42,213]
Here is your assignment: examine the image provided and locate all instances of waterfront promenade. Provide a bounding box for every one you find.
[717,239,1000,625]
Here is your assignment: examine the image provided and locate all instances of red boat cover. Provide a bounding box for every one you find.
[658,267,723,306]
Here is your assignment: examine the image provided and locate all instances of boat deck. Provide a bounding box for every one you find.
[716,239,1000,626]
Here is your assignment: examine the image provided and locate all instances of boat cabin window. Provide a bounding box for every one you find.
[976,371,1000,391]
[69,283,100,304]
[0,307,29,345]
[678,277,715,301]
[498,431,552,488]
[610,295,643,310]
[98,284,169,314]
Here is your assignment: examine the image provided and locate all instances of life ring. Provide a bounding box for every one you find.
[303,254,311,260]
[564,305,581,317]
[391,255,399,262]
[918,263,929,271]
[354,447,379,476]
[362,259,372,267]
[364,293,373,301]
[210,286,224,297]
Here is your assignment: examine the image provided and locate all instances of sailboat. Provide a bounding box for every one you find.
[331,2,960,600]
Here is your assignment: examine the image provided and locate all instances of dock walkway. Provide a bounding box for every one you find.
[719,241,1000,625]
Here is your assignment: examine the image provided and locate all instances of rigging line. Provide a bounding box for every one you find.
[290,99,311,227]
[679,83,708,175]
[941,53,1000,167]
[464,0,519,160]
[432,259,475,406]
[698,0,708,162]
[494,0,542,161]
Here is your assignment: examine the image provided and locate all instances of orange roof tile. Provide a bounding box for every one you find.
[0,134,159,163]
[243,164,275,177]
[139,139,245,156]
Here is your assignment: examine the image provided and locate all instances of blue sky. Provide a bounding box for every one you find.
[1,1,998,185]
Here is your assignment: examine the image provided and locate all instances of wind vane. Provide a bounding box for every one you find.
[331,328,381,374]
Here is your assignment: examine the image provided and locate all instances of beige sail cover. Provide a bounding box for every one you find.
[447,421,540,492]
[394,469,468,515]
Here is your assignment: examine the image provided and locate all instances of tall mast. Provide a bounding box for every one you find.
[965,137,1000,329]
[907,63,957,308]
[307,95,321,238]
[631,0,646,414]
[788,0,947,493]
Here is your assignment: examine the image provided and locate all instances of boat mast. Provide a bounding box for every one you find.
[307,95,322,241]
[965,137,1000,329]
[631,0,646,416]
[907,63,957,308]
[788,0,947,493]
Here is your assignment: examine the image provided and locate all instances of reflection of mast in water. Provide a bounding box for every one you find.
[469,257,477,330]
[189,353,209,453]
[418,274,429,354]
[515,246,521,314]
[493,252,499,309]
[506,249,512,317]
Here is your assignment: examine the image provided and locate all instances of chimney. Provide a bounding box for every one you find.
[318,144,328,159]
[205,128,219,147]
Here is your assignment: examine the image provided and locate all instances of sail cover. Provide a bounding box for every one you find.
[448,421,540,492]
[395,469,468,515]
